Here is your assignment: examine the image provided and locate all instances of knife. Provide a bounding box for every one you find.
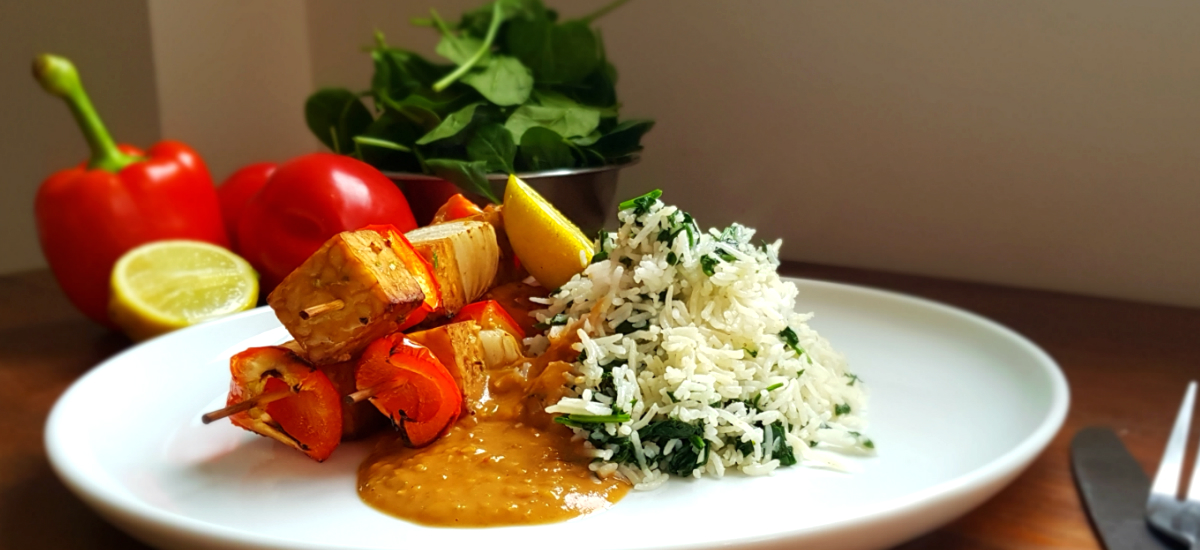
[1071,427,1177,550]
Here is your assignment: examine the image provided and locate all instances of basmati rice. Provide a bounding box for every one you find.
[528,192,872,490]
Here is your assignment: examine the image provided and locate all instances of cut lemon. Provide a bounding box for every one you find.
[109,240,259,341]
[502,174,593,289]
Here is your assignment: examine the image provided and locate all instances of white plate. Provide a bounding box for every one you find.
[45,278,1068,550]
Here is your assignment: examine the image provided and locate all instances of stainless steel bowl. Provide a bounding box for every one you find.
[384,157,637,234]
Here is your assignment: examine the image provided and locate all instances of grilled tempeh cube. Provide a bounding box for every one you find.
[269,229,425,364]
[405,220,499,316]
[407,321,487,413]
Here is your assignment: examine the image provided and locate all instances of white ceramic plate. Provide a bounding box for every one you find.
[46,278,1068,550]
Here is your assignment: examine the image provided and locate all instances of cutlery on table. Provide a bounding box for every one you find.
[1072,380,1200,550]
[1146,381,1200,550]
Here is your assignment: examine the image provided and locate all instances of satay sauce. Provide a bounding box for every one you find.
[357,346,629,526]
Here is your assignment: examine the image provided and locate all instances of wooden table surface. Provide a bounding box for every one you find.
[1,263,1196,549]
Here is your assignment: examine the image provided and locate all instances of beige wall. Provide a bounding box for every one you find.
[0,0,161,274]
[148,0,318,181]
[4,1,1200,308]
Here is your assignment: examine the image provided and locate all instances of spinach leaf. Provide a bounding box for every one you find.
[416,102,483,145]
[370,45,447,107]
[356,111,425,172]
[590,119,654,159]
[617,189,661,213]
[518,126,575,170]
[505,102,600,142]
[506,18,600,85]
[466,123,516,173]
[461,56,533,106]
[638,419,708,476]
[378,93,447,131]
[435,34,486,66]
[458,0,550,37]
[305,88,374,156]
[425,158,500,203]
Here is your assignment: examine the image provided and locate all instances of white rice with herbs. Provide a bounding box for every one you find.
[526,191,872,490]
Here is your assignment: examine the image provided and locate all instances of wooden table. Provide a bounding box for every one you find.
[1,264,1196,549]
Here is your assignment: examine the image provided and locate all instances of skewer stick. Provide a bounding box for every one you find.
[202,388,294,424]
[299,299,345,320]
[344,380,406,405]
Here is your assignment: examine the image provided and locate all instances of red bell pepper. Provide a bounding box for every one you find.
[32,54,228,325]
[429,193,484,224]
[237,153,418,292]
[227,346,343,462]
[217,162,276,251]
[451,300,526,340]
[356,334,461,447]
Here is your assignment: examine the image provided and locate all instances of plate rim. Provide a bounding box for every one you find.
[44,277,1070,550]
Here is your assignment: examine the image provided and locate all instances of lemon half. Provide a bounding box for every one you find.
[109,240,258,341]
[502,174,593,289]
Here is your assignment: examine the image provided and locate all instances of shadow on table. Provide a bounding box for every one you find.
[0,462,153,550]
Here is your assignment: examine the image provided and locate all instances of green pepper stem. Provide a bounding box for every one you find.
[32,54,140,172]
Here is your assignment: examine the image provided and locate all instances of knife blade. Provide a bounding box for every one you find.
[1071,427,1177,550]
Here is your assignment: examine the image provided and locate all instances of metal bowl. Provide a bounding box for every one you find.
[384,157,638,234]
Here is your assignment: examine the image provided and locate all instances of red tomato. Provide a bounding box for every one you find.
[217,162,276,250]
[237,153,417,292]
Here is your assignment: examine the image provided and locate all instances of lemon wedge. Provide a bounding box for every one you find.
[502,174,593,289]
[109,240,258,341]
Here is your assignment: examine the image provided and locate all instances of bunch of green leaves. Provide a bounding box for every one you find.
[304,0,653,203]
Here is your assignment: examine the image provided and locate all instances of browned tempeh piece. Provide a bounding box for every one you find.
[408,321,487,414]
[269,229,425,364]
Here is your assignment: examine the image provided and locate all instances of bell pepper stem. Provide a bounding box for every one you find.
[32,54,140,173]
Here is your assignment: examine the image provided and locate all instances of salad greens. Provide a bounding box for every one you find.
[304,0,654,203]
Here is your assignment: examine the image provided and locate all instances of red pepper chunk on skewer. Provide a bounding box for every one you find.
[451,300,526,341]
[356,334,461,448]
[228,346,342,462]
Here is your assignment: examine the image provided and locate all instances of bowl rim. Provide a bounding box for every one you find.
[382,156,639,181]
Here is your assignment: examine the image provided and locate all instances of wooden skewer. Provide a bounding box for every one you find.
[344,380,406,405]
[202,388,294,424]
[299,299,344,320]
[344,386,378,405]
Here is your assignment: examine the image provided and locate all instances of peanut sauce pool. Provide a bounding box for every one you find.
[357,343,629,526]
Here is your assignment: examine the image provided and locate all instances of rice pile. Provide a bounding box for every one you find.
[527,191,872,490]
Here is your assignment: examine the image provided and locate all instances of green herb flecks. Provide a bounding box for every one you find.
[533,312,569,330]
[834,403,851,416]
[778,327,810,363]
[553,412,632,427]
[700,255,720,276]
[770,423,797,466]
[618,189,662,214]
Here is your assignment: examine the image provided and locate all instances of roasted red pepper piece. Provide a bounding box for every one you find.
[228,346,342,462]
[430,193,484,224]
[362,225,441,331]
[237,153,418,292]
[217,162,276,251]
[356,334,461,447]
[451,300,526,340]
[32,55,228,325]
